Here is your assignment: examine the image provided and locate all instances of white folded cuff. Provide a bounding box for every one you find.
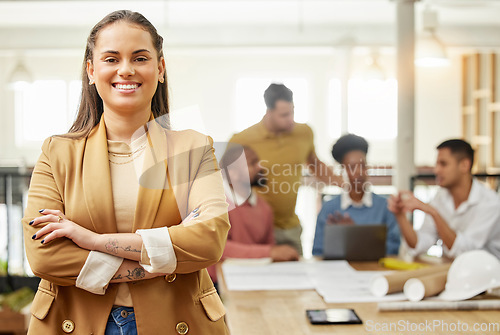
[136,227,177,273]
[76,251,124,295]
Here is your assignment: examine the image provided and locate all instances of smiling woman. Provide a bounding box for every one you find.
[86,22,165,126]
[68,10,169,139]
[21,10,230,335]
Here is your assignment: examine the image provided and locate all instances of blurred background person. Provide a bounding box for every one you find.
[229,83,341,255]
[208,145,299,286]
[389,139,500,259]
[313,134,400,256]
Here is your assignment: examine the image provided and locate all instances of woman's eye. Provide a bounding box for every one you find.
[104,58,117,63]
[136,57,148,62]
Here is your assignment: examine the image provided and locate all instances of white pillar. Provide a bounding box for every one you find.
[339,47,352,135]
[395,0,416,190]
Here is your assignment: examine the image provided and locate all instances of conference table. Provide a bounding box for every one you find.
[217,261,500,335]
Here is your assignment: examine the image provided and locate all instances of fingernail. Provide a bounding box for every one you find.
[193,213,199,218]
[29,220,34,225]
[32,234,36,239]
[193,208,199,213]
[38,209,45,213]
[40,240,45,244]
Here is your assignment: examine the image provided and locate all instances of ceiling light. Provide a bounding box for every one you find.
[363,52,386,81]
[8,58,32,89]
[415,7,450,67]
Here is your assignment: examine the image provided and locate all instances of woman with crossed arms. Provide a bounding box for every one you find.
[23,10,229,335]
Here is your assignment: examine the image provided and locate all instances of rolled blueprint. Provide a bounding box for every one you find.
[378,299,500,312]
[403,270,448,301]
[370,264,451,297]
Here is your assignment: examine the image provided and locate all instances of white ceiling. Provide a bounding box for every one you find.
[1,0,500,50]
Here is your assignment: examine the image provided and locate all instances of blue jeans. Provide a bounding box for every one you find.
[105,306,137,335]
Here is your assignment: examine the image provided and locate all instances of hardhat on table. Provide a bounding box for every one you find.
[438,250,500,301]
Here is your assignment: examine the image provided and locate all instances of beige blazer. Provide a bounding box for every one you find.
[22,116,230,334]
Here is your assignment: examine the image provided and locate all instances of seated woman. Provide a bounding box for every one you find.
[312,134,400,256]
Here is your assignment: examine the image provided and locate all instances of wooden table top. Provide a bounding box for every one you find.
[217,260,500,335]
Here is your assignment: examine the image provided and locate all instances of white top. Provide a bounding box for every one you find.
[340,188,373,210]
[409,179,500,259]
[75,133,177,298]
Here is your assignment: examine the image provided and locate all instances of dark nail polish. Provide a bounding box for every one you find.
[29,220,34,225]
[40,240,45,244]
[32,234,36,239]
[38,209,45,213]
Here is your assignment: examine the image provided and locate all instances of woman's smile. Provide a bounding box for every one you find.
[113,81,142,93]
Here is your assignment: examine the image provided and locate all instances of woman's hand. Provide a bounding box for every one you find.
[30,209,99,251]
[326,211,355,225]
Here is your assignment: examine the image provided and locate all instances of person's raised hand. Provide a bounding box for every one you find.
[387,194,404,216]
[399,191,427,213]
[327,211,355,225]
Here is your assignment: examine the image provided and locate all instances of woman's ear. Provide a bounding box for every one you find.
[86,60,94,84]
[158,57,166,82]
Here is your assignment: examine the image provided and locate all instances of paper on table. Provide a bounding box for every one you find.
[378,299,500,311]
[222,260,315,291]
[223,257,273,266]
[222,260,355,291]
[314,270,406,303]
[222,260,406,302]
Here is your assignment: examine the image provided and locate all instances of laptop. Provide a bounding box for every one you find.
[322,224,387,261]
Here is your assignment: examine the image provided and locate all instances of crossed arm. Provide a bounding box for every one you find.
[29,209,168,283]
[30,207,200,285]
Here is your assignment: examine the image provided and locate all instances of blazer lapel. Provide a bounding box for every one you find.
[82,116,118,233]
[132,118,168,232]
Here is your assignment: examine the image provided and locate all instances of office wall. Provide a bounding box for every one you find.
[0,47,463,168]
[415,50,462,167]
[165,47,463,167]
[0,52,82,165]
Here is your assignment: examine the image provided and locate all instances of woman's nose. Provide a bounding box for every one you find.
[117,61,135,76]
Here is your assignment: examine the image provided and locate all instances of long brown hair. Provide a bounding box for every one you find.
[68,10,169,138]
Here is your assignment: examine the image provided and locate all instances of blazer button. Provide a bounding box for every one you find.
[176,321,189,334]
[62,319,75,333]
[166,273,177,283]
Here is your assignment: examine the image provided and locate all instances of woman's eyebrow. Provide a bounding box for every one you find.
[132,49,151,54]
[100,49,151,55]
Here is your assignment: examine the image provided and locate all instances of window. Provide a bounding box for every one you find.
[347,78,398,140]
[328,79,342,139]
[234,77,308,132]
[14,80,81,147]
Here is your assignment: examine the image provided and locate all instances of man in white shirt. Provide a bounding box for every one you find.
[388,139,500,259]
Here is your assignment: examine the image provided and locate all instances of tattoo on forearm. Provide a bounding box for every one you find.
[127,268,145,280]
[112,273,123,280]
[105,239,119,254]
[105,239,141,254]
[122,245,141,253]
[111,267,145,281]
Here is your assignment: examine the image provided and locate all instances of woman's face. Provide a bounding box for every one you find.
[87,21,165,116]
